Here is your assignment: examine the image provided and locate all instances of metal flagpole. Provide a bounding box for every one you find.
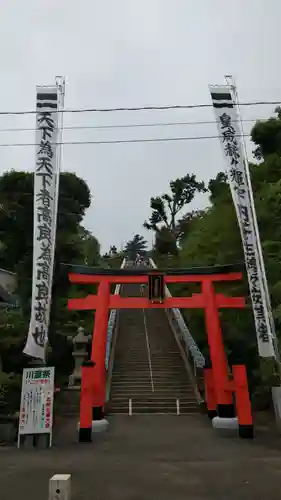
[45,76,66,360]
[224,75,280,364]
[53,76,66,244]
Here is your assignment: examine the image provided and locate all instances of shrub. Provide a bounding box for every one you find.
[0,372,22,416]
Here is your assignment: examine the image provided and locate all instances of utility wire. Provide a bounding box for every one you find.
[0,133,252,148]
[0,100,279,116]
[0,118,265,134]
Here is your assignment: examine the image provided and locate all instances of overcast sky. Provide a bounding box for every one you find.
[0,0,279,251]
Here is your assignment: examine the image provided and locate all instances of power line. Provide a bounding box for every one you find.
[0,100,279,116]
[0,133,252,147]
[0,118,265,134]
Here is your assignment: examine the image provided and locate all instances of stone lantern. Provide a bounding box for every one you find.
[68,326,92,388]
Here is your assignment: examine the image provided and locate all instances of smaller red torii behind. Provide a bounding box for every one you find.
[66,264,253,441]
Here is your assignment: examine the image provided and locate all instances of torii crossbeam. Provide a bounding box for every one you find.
[64,263,253,441]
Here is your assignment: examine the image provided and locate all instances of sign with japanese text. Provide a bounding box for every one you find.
[210,85,275,358]
[18,367,55,437]
[23,86,59,360]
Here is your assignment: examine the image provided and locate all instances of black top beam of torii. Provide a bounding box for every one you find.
[60,262,244,276]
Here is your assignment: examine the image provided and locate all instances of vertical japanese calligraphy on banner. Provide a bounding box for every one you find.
[23,86,59,360]
[209,85,276,358]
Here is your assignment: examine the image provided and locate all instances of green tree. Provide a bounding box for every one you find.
[78,227,100,266]
[207,172,229,205]
[0,170,100,386]
[251,107,281,160]
[169,109,281,398]
[144,174,207,254]
[0,170,92,275]
[124,234,147,259]
[154,227,178,255]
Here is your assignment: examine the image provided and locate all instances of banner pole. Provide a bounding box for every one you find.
[24,84,61,361]
[225,75,280,365]
[45,77,66,361]
[209,83,275,359]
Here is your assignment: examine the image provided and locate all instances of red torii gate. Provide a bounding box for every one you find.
[66,264,253,442]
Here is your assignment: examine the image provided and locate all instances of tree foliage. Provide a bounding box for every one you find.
[251,107,281,160]
[124,234,147,259]
[0,170,100,405]
[144,174,207,254]
[144,174,206,234]
[151,110,281,399]
[78,227,100,266]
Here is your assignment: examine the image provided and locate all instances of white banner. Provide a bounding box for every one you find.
[209,85,275,358]
[18,366,55,437]
[23,86,59,360]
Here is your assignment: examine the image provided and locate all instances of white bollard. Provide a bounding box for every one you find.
[77,419,109,433]
[212,417,239,437]
[49,474,71,500]
[176,399,180,415]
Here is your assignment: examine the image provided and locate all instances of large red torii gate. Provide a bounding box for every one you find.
[66,263,253,442]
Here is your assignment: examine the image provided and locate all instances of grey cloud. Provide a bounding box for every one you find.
[0,0,279,250]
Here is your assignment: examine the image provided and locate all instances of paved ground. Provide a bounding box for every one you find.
[2,415,281,499]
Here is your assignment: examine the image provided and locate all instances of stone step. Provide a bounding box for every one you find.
[109,403,198,414]
[111,384,192,394]
[114,352,184,357]
[110,386,194,392]
[114,366,181,369]
[109,405,197,412]
[110,281,198,413]
[110,397,196,403]
[115,351,181,355]
[113,368,186,373]
[109,410,197,415]
[115,358,183,365]
[110,393,195,399]
[112,372,188,377]
[110,387,195,394]
[113,367,187,371]
[111,380,189,385]
[111,374,189,380]
[114,359,185,363]
[110,398,198,408]
[112,384,190,388]
[110,391,195,398]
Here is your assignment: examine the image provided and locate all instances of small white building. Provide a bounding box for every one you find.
[0,269,19,309]
[0,268,17,294]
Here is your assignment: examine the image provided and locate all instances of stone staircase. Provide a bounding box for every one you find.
[109,283,199,415]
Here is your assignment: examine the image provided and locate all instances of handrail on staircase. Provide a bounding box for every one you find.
[105,258,126,370]
[149,258,205,398]
[105,257,205,403]
[105,258,126,402]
